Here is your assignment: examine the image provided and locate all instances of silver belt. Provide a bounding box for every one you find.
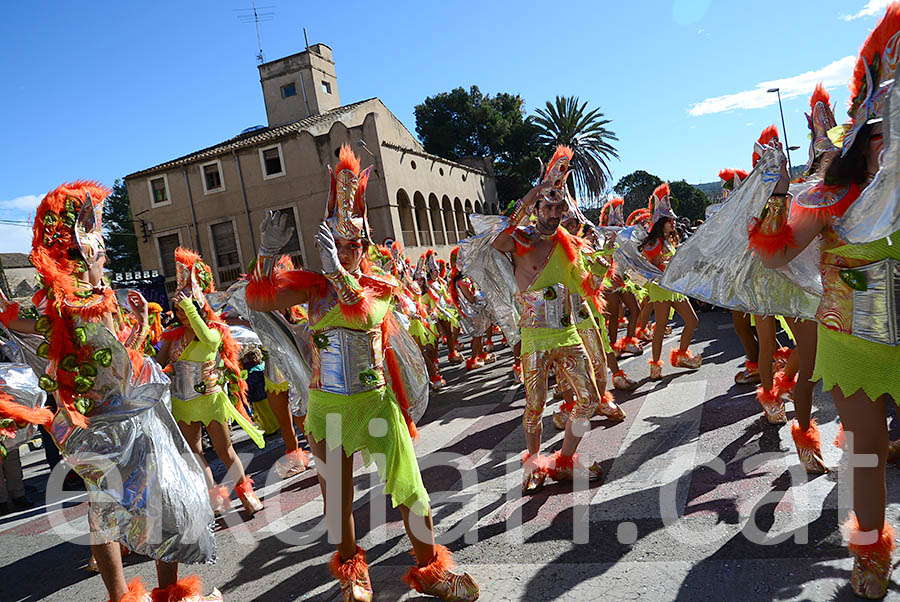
[846,257,900,346]
[172,359,223,401]
[314,328,384,395]
[518,283,574,330]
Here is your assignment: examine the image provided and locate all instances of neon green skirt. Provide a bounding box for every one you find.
[647,282,686,303]
[305,386,430,516]
[813,325,900,402]
[409,317,436,347]
[252,399,280,434]
[172,391,266,448]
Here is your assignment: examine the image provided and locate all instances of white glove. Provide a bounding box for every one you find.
[315,222,341,274]
[259,210,294,256]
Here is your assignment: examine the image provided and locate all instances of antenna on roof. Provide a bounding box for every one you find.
[235,2,274,64]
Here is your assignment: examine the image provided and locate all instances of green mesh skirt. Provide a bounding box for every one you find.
[408,317,436,347]
[171,391,266,447]
[305,386,430,516]
[813,325,900,402]
[646,282,686,303]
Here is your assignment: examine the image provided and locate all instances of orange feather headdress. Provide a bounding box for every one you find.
[537,145,574,206]
[326,144,374,241]
[805,83,838,171]
[648,183,676,223]
[752,125,780,168]
[718,168,749,195]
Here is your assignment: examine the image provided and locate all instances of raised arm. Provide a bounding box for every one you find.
[246,210,312,312]
[176,293,221,347]
[492,181,553,254]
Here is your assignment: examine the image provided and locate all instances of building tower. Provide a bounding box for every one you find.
[258,43,340,127]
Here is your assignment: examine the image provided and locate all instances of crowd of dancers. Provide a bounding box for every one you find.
[3,3,900,600]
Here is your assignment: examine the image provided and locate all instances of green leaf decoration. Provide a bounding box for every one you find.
[840,269,868,292]
[38,375,58,392]
[193,383,207,395]
[60,354,80,372]
[544,287,557,300]
[313,333,330,349]
[74,396,95,415]
[73,375,94,393]
[79,363,98,378]
[92,348,113,367]
[73,327,87,345]
[35,316,51,334]
[37,342,50,359]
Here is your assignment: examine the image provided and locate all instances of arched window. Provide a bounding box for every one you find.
[413,192,431,246]
[396,189,416,248]
[428,193,445,245]
[464,199,473,234]
[442,196,456,244]
[474,201,484,215]
[454,198,465,240]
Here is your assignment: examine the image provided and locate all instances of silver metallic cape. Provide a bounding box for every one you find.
[613,226,663,286]
[457,214,521,346]
[836,62,900,244]
[49,319,215,565]
[225,281,312,416]
[386,312,430,423]
[658,147,821,318]
[0,363,46,451]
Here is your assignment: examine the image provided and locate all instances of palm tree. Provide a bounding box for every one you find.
[531,96,619,202]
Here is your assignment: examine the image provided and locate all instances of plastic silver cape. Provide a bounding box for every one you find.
[452,280,492,337]
[657,146,822,318]
[224,281,313,416]
[613,226,664,286]
[0,362,46,451]
[457,214,522,346]
[384,311,430,423]
[43,316,215,565]
[836,64,900,244]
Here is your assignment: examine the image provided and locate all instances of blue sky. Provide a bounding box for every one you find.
[0,0,890,253]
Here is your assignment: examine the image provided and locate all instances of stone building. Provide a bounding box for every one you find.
[0,253,39,302]
[125,43,498,294]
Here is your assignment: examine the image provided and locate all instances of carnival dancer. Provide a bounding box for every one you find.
[492,145,607,493]
[421,250,463,365]
[157,248,265,517]
[753,6,900,595]
[625,208,657,342]
[0,182,220,601]
[551,209,629,429]
[247,145,479,602]
[639,184,702,380]
[717,168,763,385]
[448,246,496,369]
[412,255,447,389]
[599,198,644,358]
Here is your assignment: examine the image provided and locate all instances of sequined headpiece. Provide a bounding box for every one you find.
[831,3,900,154]
[175,247,215,308]
[752,125,780,168]
[626,208,652,230]
[325,144,374,241]
[537,145,574,206]
[648,183,676,223]
[805,84,838,172]
[600,197,625,227]
[718,168,749,199]
[31,181,108,276]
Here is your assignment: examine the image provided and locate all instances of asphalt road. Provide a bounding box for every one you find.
[2,310,899,601]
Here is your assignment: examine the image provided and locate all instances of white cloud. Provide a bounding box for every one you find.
[0,224,35,254]
[0,194,41,214]
[840,0,890,21]
[688,56,855,116]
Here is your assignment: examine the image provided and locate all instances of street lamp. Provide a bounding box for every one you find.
[767,87,793,174]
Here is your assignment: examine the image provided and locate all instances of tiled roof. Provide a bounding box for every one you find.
[0,253,32,269]
[125,98,379,179]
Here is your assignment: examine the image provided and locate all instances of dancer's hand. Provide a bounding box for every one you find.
[127,290,149,326]
[315,222,341,274]
[259,210,294,256]
[522,181,554,208]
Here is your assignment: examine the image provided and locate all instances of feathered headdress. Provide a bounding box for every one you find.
[718,168,749,197]
[752,125,780,167]
[805,83,838,171]
[537,145,574,206]
[648,183,676,223]
[600,197,625,227]
[626,208,652,229]
[326,144,374,240]
[831,3,900,154]
[175,247,215,308]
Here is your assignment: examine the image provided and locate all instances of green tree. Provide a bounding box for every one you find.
[614,170,663,219]
[415,86,541,202]
[669,180,710,222]
[103,180,141,274]
[531,96,619,200]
